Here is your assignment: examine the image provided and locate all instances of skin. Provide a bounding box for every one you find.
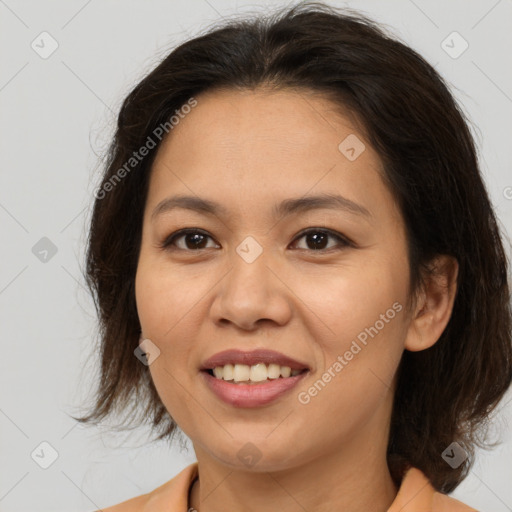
[134,87,458,512]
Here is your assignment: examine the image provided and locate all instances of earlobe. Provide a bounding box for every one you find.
[404,255,459,352]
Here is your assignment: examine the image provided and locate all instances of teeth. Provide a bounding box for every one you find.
[210,363,303,382]
[267,363,281,379]
[281,366,291,378]
[249,363,268,382]
[233,363,250,382]
[222,364,233,380]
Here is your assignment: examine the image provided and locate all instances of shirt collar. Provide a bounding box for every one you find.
[141,462,476,511]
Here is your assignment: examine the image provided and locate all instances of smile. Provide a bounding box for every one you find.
[199,348,311,407]
[207,363,305,382]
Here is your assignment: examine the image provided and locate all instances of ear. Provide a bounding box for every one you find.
[404,255,459,352]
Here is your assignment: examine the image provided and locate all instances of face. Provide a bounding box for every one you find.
[135,88,414,471]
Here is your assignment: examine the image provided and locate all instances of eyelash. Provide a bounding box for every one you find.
[159,227,353,253]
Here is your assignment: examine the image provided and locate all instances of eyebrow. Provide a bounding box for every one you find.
[151,193,372,221]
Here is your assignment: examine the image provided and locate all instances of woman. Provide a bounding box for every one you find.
[76,2,512,511]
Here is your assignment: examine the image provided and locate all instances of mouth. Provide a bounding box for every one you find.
[199,349,310,407]
[200,348,310,381]
[202,364,308,384]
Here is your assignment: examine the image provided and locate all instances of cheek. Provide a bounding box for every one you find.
[135,265,169,337]
[135,259,197,428]
[135,253,197,337]
[292,271,406,444]
[294,260,407,351]
[291,259,407,409]
[135,257,207,384]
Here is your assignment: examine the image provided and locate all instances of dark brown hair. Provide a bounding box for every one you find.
[74,1,512,493]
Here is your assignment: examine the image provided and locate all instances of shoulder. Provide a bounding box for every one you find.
[95,493,148,512]
[94,462,199,512]
[388,467,478,512]
[431,490,479,512]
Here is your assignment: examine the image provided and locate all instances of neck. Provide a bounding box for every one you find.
[189,435,397,512]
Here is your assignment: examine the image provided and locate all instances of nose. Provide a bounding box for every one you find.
[209,246,293,331]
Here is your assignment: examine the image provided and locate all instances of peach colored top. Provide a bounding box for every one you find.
[98,462,478,511]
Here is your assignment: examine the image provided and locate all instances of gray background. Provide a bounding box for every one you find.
[1,0,511,511]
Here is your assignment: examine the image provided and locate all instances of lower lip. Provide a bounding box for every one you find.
[200,370,309,408]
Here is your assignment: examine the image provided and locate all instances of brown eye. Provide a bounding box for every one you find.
[291,229,351,251]
[160,227,352,253]
[161,229,218,251]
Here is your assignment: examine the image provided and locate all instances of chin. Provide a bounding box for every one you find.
[199,436,306,473]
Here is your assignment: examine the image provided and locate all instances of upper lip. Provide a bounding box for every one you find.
[200,349,310,371]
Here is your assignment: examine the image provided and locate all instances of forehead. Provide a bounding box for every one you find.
[146,87,401,228]
[157,87,369,158]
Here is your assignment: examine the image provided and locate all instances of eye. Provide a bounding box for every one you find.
[290,228,352,252]
[159,227,352,252]
[160,228,219,251]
